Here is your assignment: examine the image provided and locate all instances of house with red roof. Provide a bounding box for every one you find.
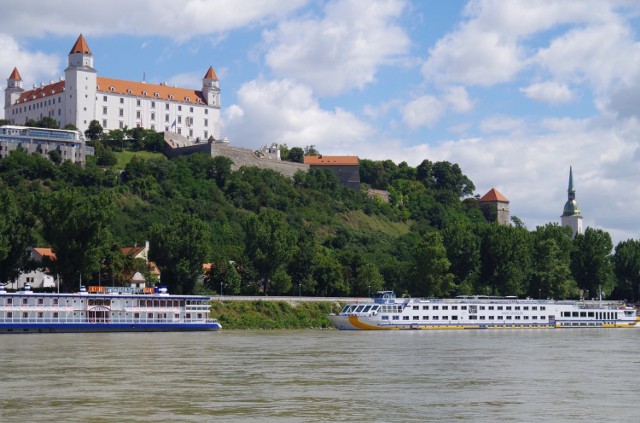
[303,155,360,190]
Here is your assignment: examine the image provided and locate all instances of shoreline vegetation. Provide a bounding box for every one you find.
[210,300,341,329]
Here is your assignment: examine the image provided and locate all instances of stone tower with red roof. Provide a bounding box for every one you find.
[479,188,510,225]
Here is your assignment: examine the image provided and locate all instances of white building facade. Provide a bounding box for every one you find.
[4,35,221,140]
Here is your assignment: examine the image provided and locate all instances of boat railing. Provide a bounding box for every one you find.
[0,316,212,324]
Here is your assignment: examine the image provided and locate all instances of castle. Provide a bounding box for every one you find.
[4,35,221,140]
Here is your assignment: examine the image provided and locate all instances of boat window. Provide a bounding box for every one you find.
[7,312,12,318]
[38,298,44,305]
[432,316,439,320]
[422,305,429,310]
[23,298,28,305]
[588,312,594,318]
[523,316,529,320]
[488,316,494,320]
[381,315,389,320]
[452,306,458,310]
[354,305,365,313]
[53,312,58,318]
[488,306,494,310]
[451,315,458,320]
[432,305,439,310]
[413,305,419,310]
[147,313,153,318]
[506,316,512,320]
[403,316,409,320]
[497,316,503,319]
[7,298,12,304]
[479,306,485,310]
[134,313,139,318]
[506,306,512,310]
[413,316,419,320]
[515,316,521,320]
[523,306,529,310]
[479,316,485,320]
[22,312,28,318]
[423,316,429,320]
[362,305,372,312]
[572,312,579,317]
[442,306,448,310]
[515,306,520,310]
[540,306,546,311]
[469,315,477,320]
[371,305,380,311]
[392,316,399,320]
[532,316,537,319]
[53,298,58,305]
[443,315,449,320]
[580,312,587,318]
[461,306,467,310]
[186,313,191,319]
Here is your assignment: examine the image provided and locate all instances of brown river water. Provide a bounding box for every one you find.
[1,329,639,422]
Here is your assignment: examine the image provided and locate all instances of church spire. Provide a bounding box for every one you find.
[561,166,583,237]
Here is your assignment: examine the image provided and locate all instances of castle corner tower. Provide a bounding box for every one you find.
[5,67,24,110]
[560,166,583,237]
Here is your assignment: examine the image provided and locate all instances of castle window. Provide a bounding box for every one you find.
[205,109,208,115]
[185,97,190,102]
[142,91,147,96]
[190,107,193,113]
[204,119,208,126]
[165,114,169,122]
[119,121,124,129]
[189,129,193,137]
[103,107,107,115]
[178,116,182,124]
[151,112,155,121]
[103,119,107,128]
[120,98,124,104]
[154,93,159,97]
[103,95,107,102]
[136,99,141,107]
[177,128,181,135]
[169,95,174,100]
[151,101,155,109]
[136,111,141,119]
[165,104,169,110]
[119,108,124,117]
[204,131,208,139]
[110,87,115,92]
[178,105,182,111]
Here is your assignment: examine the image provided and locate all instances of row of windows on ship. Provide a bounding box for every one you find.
[346,304,548,313]
[0,297,208,307]
[2,311,204,320]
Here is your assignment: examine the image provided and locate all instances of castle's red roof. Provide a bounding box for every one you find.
[203,66,218,80]
[304,155,359,166]
[479,188,509,203]
[69,34,92,54]
[9,67,22,80]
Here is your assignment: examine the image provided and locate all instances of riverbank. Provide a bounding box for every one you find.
[210,300,343,329]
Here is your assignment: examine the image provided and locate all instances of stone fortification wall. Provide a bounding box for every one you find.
[211,143,308,177]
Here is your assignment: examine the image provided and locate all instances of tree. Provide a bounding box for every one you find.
[479,224,533,296]
[531,224,576,299]
[304,145,320,156]
[243,209,296,295]
[148,213,212,295]
[38,189,115,292]
[411,231,455,297]
[613,239,640,301]
[288,147,304,163]
[85,120,103,141]
[0,187,34,284]
[38,117,59,129]
[442,224,480,294]
[571,228,614,299]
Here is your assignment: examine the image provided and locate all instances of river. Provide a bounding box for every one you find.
[1,329,638,422]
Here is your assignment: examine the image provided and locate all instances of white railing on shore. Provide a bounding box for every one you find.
[211,295,372,303]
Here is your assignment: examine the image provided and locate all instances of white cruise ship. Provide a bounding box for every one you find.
[0,284,221,334]
[329,291,639,330]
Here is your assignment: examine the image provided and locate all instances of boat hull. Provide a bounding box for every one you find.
[0,322,222,334]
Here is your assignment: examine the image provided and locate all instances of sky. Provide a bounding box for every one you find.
[1,0,640,245]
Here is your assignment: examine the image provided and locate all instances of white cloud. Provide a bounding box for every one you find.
[401,95,445,129]
[479,116,525,133]
[0,0,307,39]
[444,86,474,112]
[263,0,410,96]
[422,0,637,88]
[0,35,61,118]
[520,81,576,104]
[223,79,374,152]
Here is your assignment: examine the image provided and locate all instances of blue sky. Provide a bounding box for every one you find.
[2,0,640,245]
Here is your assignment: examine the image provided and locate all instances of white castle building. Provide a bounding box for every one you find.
[4,35,221,140]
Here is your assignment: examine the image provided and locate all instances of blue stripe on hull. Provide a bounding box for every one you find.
[0,323,221,334]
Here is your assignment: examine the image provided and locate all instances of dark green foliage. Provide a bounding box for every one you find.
[1,142,638,300]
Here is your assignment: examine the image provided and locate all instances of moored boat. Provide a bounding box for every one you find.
[329,291,640,330]
[0,284,221,334]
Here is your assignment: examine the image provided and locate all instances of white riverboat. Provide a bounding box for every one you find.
[0,284,221,334]
[329,291,640,330]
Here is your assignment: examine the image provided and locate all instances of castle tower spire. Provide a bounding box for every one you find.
[561,166,583,237]
[5,67,24,109]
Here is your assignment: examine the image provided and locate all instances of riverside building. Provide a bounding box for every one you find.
[4,35,221,140]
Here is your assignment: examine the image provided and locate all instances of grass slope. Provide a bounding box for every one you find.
[210,300,342,329]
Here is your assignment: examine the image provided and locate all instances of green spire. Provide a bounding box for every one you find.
[568,165,575,194]
[562,166,580,217]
